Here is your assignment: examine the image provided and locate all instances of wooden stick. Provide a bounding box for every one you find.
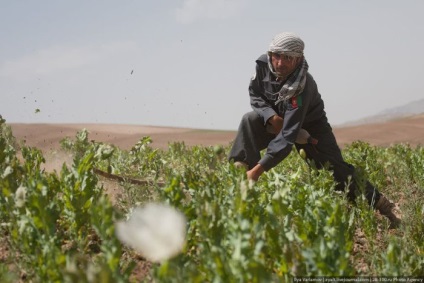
[93,167,165,187]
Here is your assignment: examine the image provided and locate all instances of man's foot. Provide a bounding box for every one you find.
[375,195,402,229]
[234,161,248,170]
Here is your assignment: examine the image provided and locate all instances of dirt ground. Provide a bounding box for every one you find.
[333,114,424,148]
[9,114,424,155]
[8,123,236,152]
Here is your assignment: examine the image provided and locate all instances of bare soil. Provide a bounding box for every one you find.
[9,114,423,156]
[333,114,424,148]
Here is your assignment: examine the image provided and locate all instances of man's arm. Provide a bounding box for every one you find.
[266,115,283,135]
[249,64,277,125]
[247,163,265,181]
[257,79,315,173]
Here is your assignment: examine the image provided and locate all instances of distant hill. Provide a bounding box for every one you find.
[341,98,424,126]
[333,113,424,147]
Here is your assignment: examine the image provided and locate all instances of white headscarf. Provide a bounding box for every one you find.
[269,32,304,57]
[267,32,309,104]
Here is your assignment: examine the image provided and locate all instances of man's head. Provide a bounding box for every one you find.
[268,32,304,79]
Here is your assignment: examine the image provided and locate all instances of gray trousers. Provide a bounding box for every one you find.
[228,111,381,206]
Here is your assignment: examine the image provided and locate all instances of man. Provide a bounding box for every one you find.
[228,32,400,228]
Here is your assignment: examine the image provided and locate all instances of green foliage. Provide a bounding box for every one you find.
[0,120,131,282]
[0,263,17,283]
[1,120,423,281]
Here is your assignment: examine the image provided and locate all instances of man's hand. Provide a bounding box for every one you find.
[266,115,283,135]
[247,164,265,181]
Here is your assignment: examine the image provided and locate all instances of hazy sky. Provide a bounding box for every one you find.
[1,0,423,130]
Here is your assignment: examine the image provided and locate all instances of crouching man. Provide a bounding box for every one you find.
[228,32,401,228]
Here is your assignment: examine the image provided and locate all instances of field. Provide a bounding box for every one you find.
[1,118,424,282]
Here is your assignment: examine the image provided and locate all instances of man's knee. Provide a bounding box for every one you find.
[242,111,258,120]
[241,111,262,126]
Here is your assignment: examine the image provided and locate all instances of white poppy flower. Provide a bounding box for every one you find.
[15,185,27,208]
[115,203,186,262]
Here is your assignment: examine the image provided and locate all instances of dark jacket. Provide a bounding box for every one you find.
[249,54,330,170]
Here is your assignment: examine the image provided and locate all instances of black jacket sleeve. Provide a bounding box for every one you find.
[259,75,317,170]
[249,58,278,125]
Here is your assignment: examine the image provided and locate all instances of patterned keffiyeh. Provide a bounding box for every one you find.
[267,32,309,105]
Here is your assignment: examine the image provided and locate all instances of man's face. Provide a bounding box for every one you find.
[270,52,301,79]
